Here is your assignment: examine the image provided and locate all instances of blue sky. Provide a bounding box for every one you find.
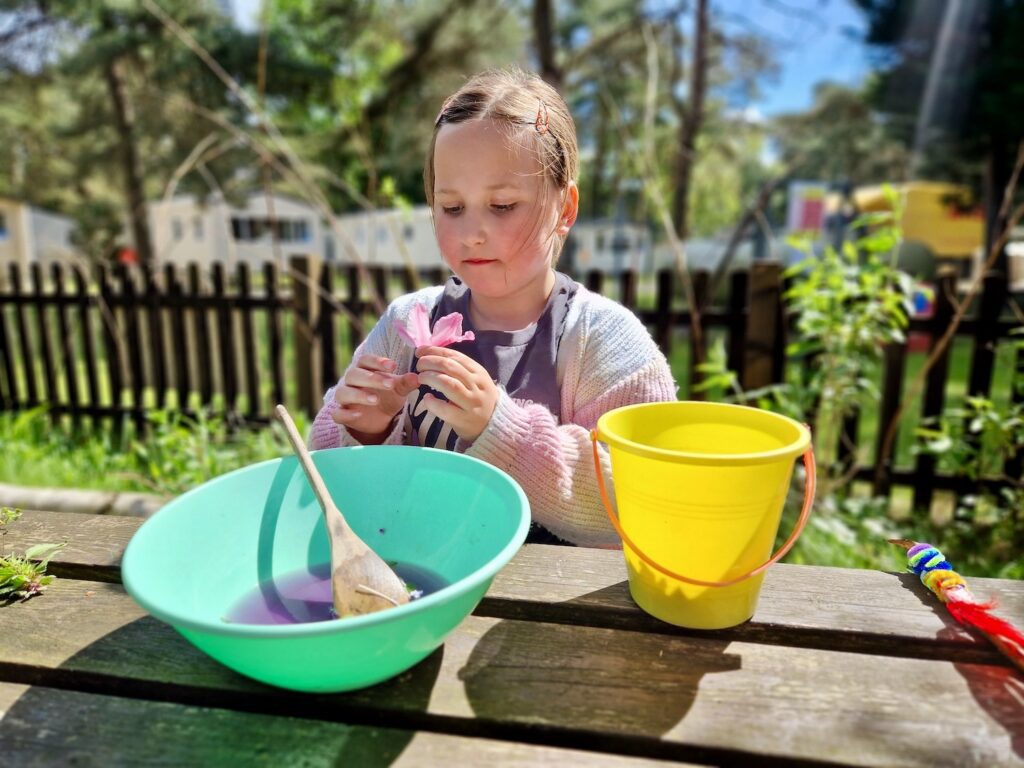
[231,0,871,117]
[715,0,872,116]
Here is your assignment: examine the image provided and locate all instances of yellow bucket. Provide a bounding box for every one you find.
[591,401,815,630]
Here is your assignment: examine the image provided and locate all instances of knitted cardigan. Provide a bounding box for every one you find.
[310,283,678,547]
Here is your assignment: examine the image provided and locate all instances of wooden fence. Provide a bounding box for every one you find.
[0,256,1020,512]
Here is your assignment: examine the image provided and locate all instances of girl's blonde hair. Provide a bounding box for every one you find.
[423,67,579,207]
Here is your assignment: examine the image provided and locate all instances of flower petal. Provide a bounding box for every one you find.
[430,312,475,346]
[394,303,433,347]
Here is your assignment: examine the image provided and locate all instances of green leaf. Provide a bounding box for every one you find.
[24,543,64,560]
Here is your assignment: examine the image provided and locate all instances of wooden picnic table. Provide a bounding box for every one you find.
[1,509,1022,767]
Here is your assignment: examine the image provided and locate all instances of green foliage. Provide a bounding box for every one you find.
[914,332,1024,578]
[0,407,303,496]
[772,81,911,185]
[0,507,65,602]
[761,188,915,471]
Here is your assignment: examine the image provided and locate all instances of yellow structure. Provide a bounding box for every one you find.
[836,182,984,259]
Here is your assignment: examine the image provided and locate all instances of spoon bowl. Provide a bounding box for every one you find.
[275,404,410,616]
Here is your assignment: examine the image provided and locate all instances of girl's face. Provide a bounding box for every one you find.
[432,119,577,319]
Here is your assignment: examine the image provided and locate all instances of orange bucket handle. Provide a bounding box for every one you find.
[590,428,816,588]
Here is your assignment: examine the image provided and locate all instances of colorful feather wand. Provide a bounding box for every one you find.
[890,539,1024,674]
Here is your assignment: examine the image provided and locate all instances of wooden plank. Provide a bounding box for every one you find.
[653,268,673,354]
[212,263,237,414]
[687,270,709,399]
[9,264,38,405]
[0,578,1019,768]
[142,264,167,408]
[619,269,637,309]
[370,264,389,309]
[0,684,672,768]
[1008,340,1024,481]
[914,268,957,511]
[30,263,58,413]
[425,266,445,287]
[726,270,747,382]
[263,262,285,408]
[97,265,124,435]
[872,339,908,496]
[742,261,781,390]
[398,263,417,294]
[165,264,190,410]
[346,264,363,351]
[1,511,138,583]
[188,263,214,407]
[8,511,1024,664]
[117,265,145,424]
[318,262,337,392]
[73,267,99,418]
[237,263,260,417]
[967,270,1007,399]
[0,299,12,408]
[51,264,80,428]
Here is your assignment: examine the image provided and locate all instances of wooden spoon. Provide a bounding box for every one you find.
[275,404,411,617]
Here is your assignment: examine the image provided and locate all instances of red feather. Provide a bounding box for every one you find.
[947,600,1024,672]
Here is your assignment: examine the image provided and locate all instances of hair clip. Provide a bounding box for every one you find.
[534,100,550,135]
[435,97,455,127]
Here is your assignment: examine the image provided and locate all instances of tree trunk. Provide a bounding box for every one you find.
[671,0,709,240]
[104,57,153,264]
[532,0,563,92]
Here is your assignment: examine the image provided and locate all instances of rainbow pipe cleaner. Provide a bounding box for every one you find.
[890,539,1024,674]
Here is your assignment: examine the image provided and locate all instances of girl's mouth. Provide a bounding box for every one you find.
[464,259,496,265]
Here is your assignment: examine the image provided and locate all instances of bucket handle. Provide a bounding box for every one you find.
[590,429,816,588]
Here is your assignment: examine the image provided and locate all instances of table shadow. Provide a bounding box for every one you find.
[460,581,742,738]
[937,628,1024,759]
[2,618,445,767]
[895,573,1024,760]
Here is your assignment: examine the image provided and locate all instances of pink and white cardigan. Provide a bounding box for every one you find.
[310,285,678,547]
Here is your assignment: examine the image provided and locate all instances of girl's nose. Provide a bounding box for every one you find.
[460,220,486,247]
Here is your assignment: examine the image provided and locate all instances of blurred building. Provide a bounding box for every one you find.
[0,197,81,272]
[149,193,652,274]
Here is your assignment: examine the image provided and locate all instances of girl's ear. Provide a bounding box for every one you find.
[556,181,579,236]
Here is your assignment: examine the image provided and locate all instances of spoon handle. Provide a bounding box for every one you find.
[275,404,346,530]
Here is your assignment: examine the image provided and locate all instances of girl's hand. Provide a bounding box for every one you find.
[332,355,419,442]
[414,346,499,443]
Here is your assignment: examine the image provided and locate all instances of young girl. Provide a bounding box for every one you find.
[310,67,677,547]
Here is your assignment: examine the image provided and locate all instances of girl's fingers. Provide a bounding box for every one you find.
[356,355,397,372]
[417,372,470,405]
[392,372,420,397]
[331,406,360,424]
[335,384,380,407]
[415,346,478,375]
[346,366,400,391]
[420,392,459,423]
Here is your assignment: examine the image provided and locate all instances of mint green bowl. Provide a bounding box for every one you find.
[122,446,530,693]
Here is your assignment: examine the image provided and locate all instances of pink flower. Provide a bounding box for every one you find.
[394,303,475,348]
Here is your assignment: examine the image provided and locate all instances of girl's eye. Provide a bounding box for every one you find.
[491,203,517,213]
[441,205,463,215]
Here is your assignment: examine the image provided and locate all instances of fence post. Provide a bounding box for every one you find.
[291,254,322,417]
[968,270,1007,398]
[872,337,908,497]
[913,267,957,512]
[742,261,782,391]
[654,268,673,355]
[619,269,637,309]
[688,270,710,399]
[318,263,337,393]
[727,270,748,385]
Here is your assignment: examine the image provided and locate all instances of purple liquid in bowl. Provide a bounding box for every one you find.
[224,562,447,625]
